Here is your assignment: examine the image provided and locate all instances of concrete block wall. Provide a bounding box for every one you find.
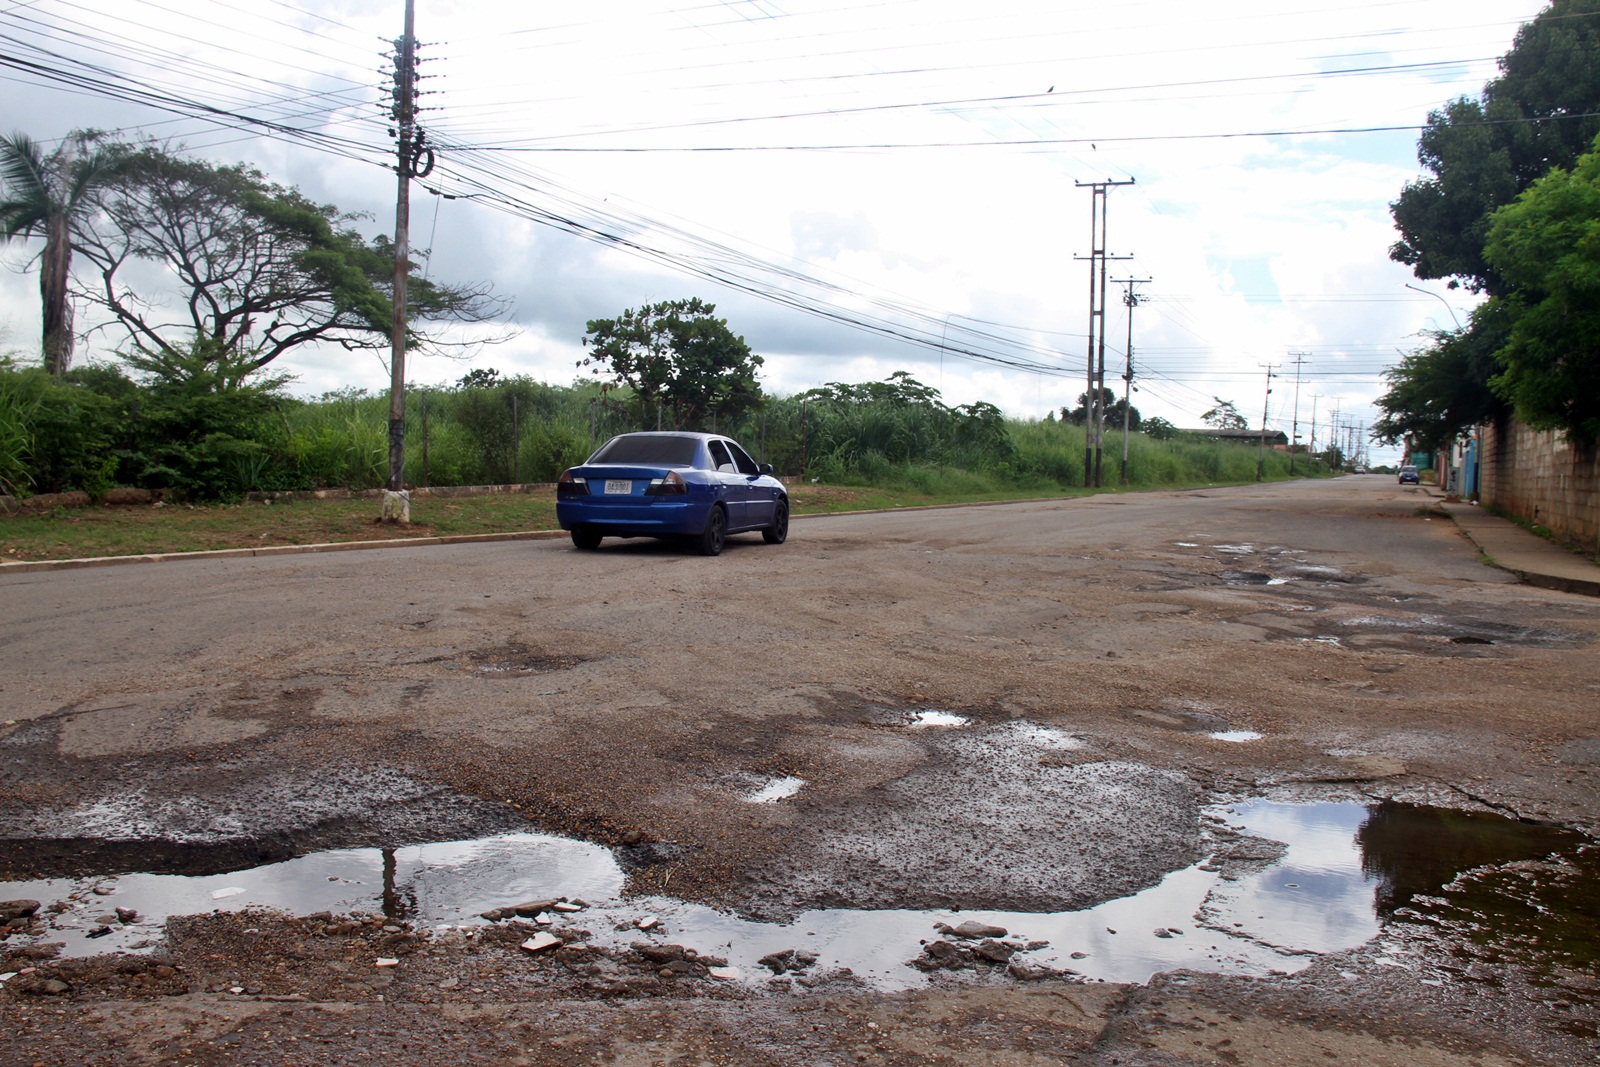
[1481,416,1600,554]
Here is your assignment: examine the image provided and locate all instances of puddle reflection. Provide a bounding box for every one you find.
[5,800,1585,991]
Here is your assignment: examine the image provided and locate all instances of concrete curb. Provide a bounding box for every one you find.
[0,529,568,574]
[0,483,1321,576]
[0,494,1107,574]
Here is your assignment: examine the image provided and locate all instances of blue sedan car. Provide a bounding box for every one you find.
[557,432,789,555]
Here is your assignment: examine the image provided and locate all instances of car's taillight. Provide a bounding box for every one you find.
[557,470,588,495]
[644,471,688,496]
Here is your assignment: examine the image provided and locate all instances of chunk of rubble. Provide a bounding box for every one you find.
[935,919,1008,939]
[509,899,563,918]
[914,936,1029,972]
[0,900,40,922]
[520,933,562,953]
[758,949,820,975]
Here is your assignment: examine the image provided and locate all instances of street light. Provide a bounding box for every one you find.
[1404,283,1462,330]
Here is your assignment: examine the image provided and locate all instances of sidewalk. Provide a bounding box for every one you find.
[1434,496,1600,597]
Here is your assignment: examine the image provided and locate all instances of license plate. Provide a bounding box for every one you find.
[604,479,633,495]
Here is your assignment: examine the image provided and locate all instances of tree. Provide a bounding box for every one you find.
[1200,397,1247,429]
[1372,306,1508,451]
[1389,0,1600,294]
[1481,135,1600,441]
[1061,387,1114,427]
[72,143,502,375]
[0,131,115,375]
[580,298,763,428]
[1142,416,1178,440]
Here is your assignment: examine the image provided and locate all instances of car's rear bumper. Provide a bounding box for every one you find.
[557,498,705,535]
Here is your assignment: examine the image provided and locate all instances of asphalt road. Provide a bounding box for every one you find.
[2,475,1598,1065]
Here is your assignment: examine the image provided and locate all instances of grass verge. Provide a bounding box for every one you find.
[1,478,1221,563]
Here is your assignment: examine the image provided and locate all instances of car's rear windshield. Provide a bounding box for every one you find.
[590,435,699,466]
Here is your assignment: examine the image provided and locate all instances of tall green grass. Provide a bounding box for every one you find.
[2,360,1330,498]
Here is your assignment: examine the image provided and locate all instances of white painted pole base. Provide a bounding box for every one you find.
[381,489,411,524]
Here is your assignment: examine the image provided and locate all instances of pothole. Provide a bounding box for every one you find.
[743,776,806,804]
[1323,615,1578,650]
[457,643,585,675]
[6,799,1585,992]
[903,709,969,728]
[1217,570,1275,585]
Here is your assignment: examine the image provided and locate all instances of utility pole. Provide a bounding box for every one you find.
[1074,179,1134,488]
[1114,277,1150,486]
[1286,351,1309,476]
[1309,394,1321,470]
[383,0,434,521]
[1257,364,1276,482]
[1329,402,1342,468]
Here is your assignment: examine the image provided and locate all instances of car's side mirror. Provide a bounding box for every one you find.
[760,463,774,474]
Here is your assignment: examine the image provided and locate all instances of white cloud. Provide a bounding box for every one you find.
[0,0,1541,464]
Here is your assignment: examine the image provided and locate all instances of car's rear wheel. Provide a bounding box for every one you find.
[697,506,727,556]
[571,527,602,550]
[762,500,789,544]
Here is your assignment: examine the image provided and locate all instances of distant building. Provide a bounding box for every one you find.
[1181,427,1290,448]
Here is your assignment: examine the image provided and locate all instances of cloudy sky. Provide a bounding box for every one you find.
[0,0,1550,462]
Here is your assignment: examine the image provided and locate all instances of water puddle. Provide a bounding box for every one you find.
[1208,730,1262,743]
[744,776,806,804]
[6,800,1587,991]
[1217,570,1275,585]
[1013,724,1085,750]
[904,709,969,728]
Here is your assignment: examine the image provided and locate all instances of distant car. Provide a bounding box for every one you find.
[1398,465,1420,484]
[1352,465,1368,474]
[556,431,788,556]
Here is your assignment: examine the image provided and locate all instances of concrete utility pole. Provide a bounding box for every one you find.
[1287,351,1309,476]
[1257,364,1276,482]
[1074,179,1134,488]
[1309,394,1321,469]
[383,0,431,521]
[1114,277,1150,486]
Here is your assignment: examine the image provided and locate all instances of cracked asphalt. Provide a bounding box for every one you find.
[2,475,1598,1065]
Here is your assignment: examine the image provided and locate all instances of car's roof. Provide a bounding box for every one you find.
[607,431,725,441]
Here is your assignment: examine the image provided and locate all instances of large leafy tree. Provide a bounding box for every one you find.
[1481,136,1600,441]
[580,298,763,428]
[1372,305,1509,451]
[1060,387,1140,430]
[72,143,501,376]
[1390,0,1600,295]
[1381,2,1600,448]
[0,131,114,375]
[1200,397,1248,430]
